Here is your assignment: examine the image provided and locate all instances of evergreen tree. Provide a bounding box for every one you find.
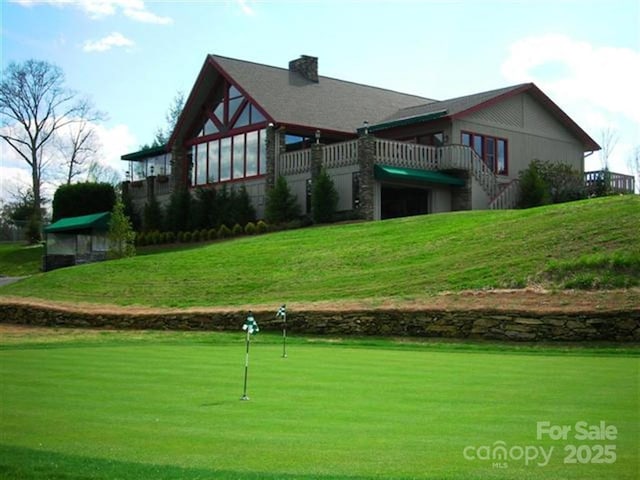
[108,200,135,259]
[142,196,163,232]
[235,185,257,226]
[312,168,339,223]
[265,176,301,224]
[518,160,550,208]
[165,189,191,233]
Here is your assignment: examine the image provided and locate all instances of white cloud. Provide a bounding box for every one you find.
[236,0,255,16]
[83,32,134,52]
[10,0,172,24]
[501,33,640,124]
[93,123,137,174]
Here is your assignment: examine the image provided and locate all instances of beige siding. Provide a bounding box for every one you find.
[431,187,452,213]
[327,165,359,212]
[451,92,585,179]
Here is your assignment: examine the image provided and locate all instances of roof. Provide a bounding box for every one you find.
[45,212,111,233]
[169,55,435,146]
[374,165,465,186]
[121,144,168,161]
[376,83,600,151]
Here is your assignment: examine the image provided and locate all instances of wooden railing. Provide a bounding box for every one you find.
[490,179,520,210]
[585,170,635,194]
[375,139,439,170]
[279,149,311,176]
[438,144,500,199]
[323,140,359,169]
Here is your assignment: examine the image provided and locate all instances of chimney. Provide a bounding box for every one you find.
[289,55,318,83]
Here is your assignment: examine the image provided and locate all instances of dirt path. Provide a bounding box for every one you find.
[0,288,638,315]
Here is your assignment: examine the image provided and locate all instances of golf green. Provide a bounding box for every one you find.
[0,331,637,479]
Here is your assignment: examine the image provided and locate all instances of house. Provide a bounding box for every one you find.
[43,212,111,271]
[122,54,625,222]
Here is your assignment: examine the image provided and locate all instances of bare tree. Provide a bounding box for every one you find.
[0,60,97,240]
[151,90,185,147]
[55,102,105,184]
[599,128,618,170]
[628,145,639,194]
[85,159,122,186]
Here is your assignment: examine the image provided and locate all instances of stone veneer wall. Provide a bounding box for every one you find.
[0,303,638,342]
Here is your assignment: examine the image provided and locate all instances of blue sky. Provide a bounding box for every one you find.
[1,0,639,199]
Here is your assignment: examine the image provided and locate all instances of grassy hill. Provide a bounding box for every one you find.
[0,196,638,308]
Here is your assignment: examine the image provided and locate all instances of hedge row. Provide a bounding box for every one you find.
[136,220,269,247]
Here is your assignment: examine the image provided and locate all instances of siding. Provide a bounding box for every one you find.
[452,92,585,179]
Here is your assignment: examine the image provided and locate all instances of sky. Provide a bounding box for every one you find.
[1,0,639,202]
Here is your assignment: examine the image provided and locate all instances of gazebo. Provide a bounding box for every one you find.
[43,212,111,271]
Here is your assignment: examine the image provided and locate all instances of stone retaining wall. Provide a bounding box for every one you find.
[1,303,638,342]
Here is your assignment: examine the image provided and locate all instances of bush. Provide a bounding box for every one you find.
[256,220,268,234]
[52,183,116,221]
[312,168,339,223]
[166,231,175,244]
[177,231,185,243]
[244,222,257,235]
[265,176,301,224]
[232,223,244,236]
[135,232,146,246]
[191,230,200,242]
[183,231,193,243]
[518,159,586,208]
[199,229,209,241]
[151,231,161,245]
[218,224,231,239]
[208,228,217,241]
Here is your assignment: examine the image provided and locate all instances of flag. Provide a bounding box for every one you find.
[243,315,259,335]
[276,304,286,319]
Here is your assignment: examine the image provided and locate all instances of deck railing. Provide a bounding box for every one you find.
[279,149,311,176]
[490,179,521,210]
[438,144,500,199]
[585,170,635,194]
[375,139,440,170]
[323,139,359,169]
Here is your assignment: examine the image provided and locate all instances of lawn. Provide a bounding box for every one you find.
[0,196,638,308]
[0,328,638,479]
[0,243,43,277]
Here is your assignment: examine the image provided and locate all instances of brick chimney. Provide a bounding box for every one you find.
[289,55,318,82]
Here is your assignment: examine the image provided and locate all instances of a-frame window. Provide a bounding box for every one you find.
[196,83,267,138]
[190,80,269,187]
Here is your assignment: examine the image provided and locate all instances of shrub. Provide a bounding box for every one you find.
[135,232,146,246]
[166,231,175,244]
[232,223,244,236]
[208,228,218,241]
[52,182,116,221]
[218,224,231,239]
[177,231,185,243]
[183,231,193,243]
[199,229,209,241]
[265,176,301,224]
[518,159,586,208]
[256,220,268,234]
[191,230,200,242]
[244,222,257,235]
[143,197,163,232]
[312,168,339,223]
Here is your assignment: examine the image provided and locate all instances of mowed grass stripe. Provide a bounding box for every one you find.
[1,338,637,479]
[1,196,638,307]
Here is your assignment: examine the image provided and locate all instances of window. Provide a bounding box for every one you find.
[461,131,508,175]
[190,129,267,187]
[233,134,245,179]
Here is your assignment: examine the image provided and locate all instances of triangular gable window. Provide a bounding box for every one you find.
[196,82,267,138]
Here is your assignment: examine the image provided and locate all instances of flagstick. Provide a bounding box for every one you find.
[282,310,287,358]
[241,327,251,401]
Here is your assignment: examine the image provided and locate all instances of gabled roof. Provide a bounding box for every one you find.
[377,83,600,151]
[169,55,434,146]
[45,212,111,233]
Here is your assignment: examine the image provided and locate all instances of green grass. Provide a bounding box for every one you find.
[0,242,43,277]
[0,330,637,479]
[0,196,638,307]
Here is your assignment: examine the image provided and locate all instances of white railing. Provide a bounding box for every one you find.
[490,179,520,210]
[439,144,500,199]
[323,140,359,169]
[374,139,439,170]
[279,149,311,176]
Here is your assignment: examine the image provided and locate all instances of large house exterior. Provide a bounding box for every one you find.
[122,54,621,222]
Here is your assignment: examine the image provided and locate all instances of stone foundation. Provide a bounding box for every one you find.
[0,303,638,342]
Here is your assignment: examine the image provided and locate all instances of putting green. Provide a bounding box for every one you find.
[0,332,637,479]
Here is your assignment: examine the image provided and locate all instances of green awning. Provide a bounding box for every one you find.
[45,212,111,233]
[374,165,465,186]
